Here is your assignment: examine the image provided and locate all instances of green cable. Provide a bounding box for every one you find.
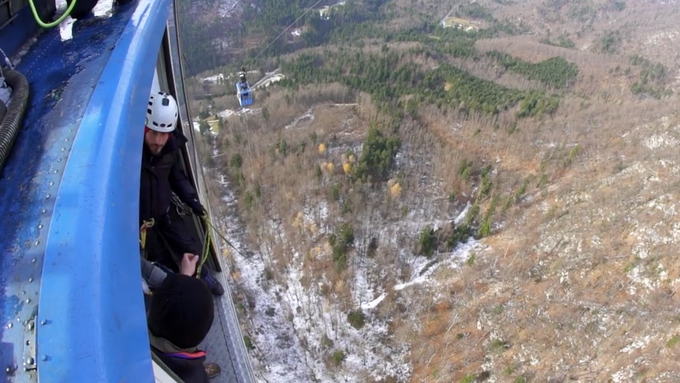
[202,215,245,257]
[28,0,79,28]
[196,216,211,276]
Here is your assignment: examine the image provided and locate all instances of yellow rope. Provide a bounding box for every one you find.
[138,214,230,277]
[140,219,155,296]
[139,218,155,250]
[196,216,211,276]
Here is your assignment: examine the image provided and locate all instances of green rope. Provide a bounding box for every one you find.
[202,215,245,257]
[196,216,211,276]
[29,0,78,28]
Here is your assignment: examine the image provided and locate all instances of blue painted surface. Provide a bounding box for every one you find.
[0,0,169,382]
[33,0,171,381]
[0,2,149,381]
[0,1,51,59]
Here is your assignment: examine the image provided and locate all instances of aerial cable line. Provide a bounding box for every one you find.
[251,0,325,63]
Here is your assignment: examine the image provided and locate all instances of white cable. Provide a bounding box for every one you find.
[0,48,14,70]
[252,0,325,62]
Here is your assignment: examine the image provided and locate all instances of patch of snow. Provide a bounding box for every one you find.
[626,264,657,294]
[253,73,285,90]
[612,368,634,383]
[361,293,387,310]
[284,108,315,129]
[643,132,679,149]
[590,235,601,248]
[394,239,480,291]
[281,104,357,130]
[454,202,471,225]
[202,73,225,84]
[530,355,540,366]
[619,335,652,354]
[645,29,680,46]
[217,107,258,119]
[218,0,239,17]
[193,121,218,136]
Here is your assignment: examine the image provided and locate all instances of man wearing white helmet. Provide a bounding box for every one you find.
[140,91,224,296]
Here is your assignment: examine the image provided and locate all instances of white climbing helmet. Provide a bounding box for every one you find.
[146,91,178,132]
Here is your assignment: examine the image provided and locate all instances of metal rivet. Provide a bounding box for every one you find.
[57,158,62,162]
[41,320,46,325]
[28,278,33,282]
[25,299,30,304]
[7,323,12,329]
[31,259,36,263]
[42,209,46,214]
[41,355,47,361]
[61,148,65,151]
[6,367,10,372]
[54,170,58,173]
[38,224,43,229]
[34,241,39,246]
[26,340,30,345]
[28,322,34,330]
[26,358,33,365]
[49,182,54,186]
[46,194,50,199]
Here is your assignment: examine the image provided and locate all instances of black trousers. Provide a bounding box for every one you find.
[145,208,202,273]
[67,0,136,19]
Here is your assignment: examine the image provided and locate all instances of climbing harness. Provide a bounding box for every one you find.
[171,194,192,216]
[138,210,244,277]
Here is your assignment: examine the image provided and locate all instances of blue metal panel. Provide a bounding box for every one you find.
[236,82,253,107]
[0,2,50,59]
[34,0,169,382]
[0,2,151,381]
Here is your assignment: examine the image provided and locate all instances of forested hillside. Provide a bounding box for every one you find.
[179,0,680,381]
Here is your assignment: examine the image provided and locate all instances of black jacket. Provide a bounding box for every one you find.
[153,348,209,383]
[140,134,199,224]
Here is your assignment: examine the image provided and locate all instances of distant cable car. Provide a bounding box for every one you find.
[236,67,253,108]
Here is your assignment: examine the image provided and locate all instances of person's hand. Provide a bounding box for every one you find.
[190,199,206,217]
[180,253,199,276]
